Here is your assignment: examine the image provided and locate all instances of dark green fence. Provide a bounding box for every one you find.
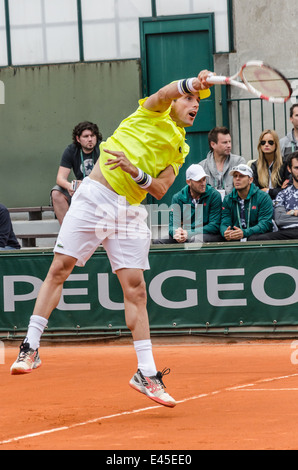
[222,77,298,160]
[1,241,298,340]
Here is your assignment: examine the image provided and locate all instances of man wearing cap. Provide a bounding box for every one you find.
[200,127,246,197]
[220,164,273,241]
[155,163,223,243]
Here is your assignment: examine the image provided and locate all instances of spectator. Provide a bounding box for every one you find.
[199,126,246,197]
[220,164,273,242]
[254,151,298,240]
[0,204,20,250]
[251,129,290,200]
[154,163,223,244]
[280,104,298,159]
[51,121,102,224]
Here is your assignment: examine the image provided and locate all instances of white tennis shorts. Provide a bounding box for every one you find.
[54,177,151,272]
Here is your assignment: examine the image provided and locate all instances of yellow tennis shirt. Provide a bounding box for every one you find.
[99,97,189,205]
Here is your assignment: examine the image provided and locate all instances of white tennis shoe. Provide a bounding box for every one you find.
[129,368,176,408]
[10,341,41,375]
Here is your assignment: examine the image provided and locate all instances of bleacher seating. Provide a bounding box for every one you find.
[7,205,170,247]
[8,206,59,248]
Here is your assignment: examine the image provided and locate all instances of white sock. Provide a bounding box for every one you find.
[133,339,157,377]
[25,315,48,350]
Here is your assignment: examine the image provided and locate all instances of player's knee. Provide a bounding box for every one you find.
[125,277,147,306]
[46,255,75,285]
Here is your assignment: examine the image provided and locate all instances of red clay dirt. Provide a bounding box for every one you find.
[1,339,298,450]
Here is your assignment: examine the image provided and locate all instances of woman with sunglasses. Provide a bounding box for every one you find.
[251,129,290,199]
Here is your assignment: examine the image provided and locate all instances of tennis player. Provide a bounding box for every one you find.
[11,71,213,408]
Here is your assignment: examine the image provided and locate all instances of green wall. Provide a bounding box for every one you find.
[0,60,141,207]
[1,242,298,338]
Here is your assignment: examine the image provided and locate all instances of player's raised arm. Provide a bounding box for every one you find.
[143,69,213,113]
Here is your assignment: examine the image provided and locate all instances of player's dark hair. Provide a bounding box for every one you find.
[72,121,102,147]
[208,127,230,150]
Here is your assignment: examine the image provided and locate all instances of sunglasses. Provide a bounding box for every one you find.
[231,165,253,176]
[260,140,275,146]
[232,165,249,171]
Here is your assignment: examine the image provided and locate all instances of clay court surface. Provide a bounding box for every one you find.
[1,338,298,451]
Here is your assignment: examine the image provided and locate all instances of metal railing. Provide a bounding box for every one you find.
[226,78,298,160]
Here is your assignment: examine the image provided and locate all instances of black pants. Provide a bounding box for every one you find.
[152,233,225,244]
[248,228,298,241]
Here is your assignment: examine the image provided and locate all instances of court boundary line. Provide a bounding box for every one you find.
[1,372,298,446]
[235,388,298,391]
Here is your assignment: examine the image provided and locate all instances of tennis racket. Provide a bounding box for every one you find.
[206,60,292,104]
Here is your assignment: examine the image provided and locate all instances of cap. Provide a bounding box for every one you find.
[171,81,211,100]
[229,164,253,178]
[198,88,211,100]
[186,164,209,181]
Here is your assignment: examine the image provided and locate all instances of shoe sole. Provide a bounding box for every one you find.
[129,380,176,408]
[10,362,42,375]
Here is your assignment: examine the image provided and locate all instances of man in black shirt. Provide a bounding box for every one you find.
[0,204,20,250]
[51,121,102,224]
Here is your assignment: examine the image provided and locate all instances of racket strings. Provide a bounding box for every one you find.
[242,65,291,99]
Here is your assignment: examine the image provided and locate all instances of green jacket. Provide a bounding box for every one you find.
[169,184,222,238]
[220,183,273,238]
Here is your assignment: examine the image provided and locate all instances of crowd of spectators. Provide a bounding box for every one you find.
[154,110,298,244]
[2,105,298,249]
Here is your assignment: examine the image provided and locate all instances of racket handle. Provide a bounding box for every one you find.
[206,75,228,85]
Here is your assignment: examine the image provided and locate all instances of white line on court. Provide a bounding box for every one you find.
[1,372,298,446]
[235,388,298,391]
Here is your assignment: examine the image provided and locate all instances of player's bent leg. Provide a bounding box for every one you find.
[33,253,78,318]
[10,253,77,375]
[116,268,149,340]
[116,268,176,407]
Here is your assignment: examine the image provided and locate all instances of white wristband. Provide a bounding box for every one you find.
[131,167,143,182]
[177,77,197,95]
[186,77,197,93]
[140,174,152,189]
[131,167,152,189]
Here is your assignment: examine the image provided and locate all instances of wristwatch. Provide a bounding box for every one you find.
[290,210,295,216]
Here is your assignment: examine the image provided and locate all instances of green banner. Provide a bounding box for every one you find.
[1,242,298,335]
